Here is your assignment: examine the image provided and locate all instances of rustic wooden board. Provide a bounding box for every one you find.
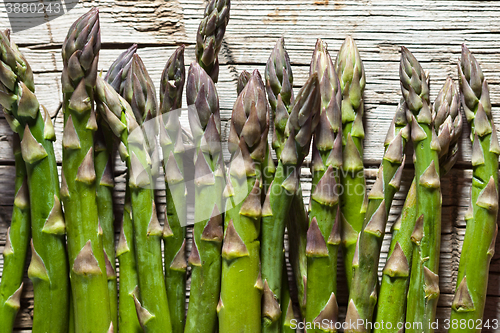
[1,0,500,332]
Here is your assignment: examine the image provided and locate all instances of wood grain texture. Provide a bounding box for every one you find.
[1,0,500,332]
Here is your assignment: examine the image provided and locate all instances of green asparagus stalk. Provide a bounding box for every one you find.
[94,125,118,332]
[104,45,138,333]
[261,73,321,333]
[95,75,172,332]
[0,29,70,332]
[119,50,166,331]
[61,8,112,333]
[0,134,30,333]
[196,0,230,83]
[345,100,409,332]
[305,39,343,332]
[449,45,500,332]
[219,69,269,332]
[184,62,224,333]
[116,193,142,333]
[374,179,417,333]
[400,47,441,333]
[335,37,367,290]
[265,37,308,317]
[117,53,172,331]
[159,45,187,333]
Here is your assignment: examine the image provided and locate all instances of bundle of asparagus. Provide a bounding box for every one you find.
[3,5,500,333]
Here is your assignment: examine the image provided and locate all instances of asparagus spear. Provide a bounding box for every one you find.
[400,47,441,333]
[104,45,139,333]
[184,62,224,333]
[116,194,142,333]
[159,45,187,333]
[449,45,500,332]
[305,39,343,332]
[117,53,173,332]
[261,73,321,333]
[265,37,307,316]
[61,8,112,333]
[95,75,172,332]
[0,135,30,333]
[219,69,269,332]
[0,29,70,332]
[264,42,294,313]
[335,37,367,290]
[345,100,409,332]
[374,178,417,333]
[95,123,118,332]
[196,0,231,83]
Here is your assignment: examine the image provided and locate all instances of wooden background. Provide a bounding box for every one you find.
[1,0,500,332]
